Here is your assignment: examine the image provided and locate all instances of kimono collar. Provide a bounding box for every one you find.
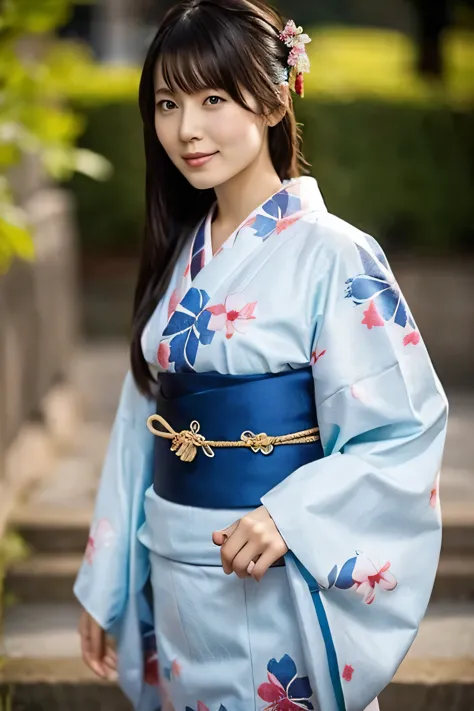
[204,176,326,256]
[185,176,326,285]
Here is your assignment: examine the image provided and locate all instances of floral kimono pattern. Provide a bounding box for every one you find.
[74,177,447,711]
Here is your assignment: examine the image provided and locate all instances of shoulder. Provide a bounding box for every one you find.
[300,211,390,274]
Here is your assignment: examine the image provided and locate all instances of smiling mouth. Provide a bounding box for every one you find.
[182,152,219,167]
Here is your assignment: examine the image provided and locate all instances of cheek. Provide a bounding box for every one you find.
[154,116,174,154]
[217,110,265,154]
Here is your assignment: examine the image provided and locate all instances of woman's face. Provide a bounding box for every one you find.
[153,62,271,190]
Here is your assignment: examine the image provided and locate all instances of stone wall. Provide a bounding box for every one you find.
[0,167,79,533]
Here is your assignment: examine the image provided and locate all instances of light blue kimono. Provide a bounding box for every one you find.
[74,176,448,711]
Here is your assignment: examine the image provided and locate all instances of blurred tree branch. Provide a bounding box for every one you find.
[0,0,112,273]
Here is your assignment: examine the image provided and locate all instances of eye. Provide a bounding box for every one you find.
[157,99,177,112]
[205,95,225,106]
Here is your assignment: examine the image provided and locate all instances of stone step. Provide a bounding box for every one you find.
[5,553,83,604]
[9,506,92,555]
[0,659,132,711]
[432,556,474,602]
[6,552,474,605]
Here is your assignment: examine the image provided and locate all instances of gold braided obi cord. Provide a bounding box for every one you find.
[147,414,320,463]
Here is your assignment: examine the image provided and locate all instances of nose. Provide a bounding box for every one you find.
[178,104,203,144]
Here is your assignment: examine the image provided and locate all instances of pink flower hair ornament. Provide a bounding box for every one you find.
[279,20,312,97]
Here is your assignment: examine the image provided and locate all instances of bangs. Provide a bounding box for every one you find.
[158,14,262,109]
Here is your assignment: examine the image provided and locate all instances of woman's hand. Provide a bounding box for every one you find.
[212,505,288,582]
[78,608,118,680]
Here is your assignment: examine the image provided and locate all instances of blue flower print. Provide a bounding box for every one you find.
[327,552,398,606]
[258,654,314,710]
[161,287,216,372]
[249,189,302,240]
[345,241,415,329]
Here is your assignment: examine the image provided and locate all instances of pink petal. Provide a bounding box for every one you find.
[208,313,227,332]
[258,682,286,702]
[168,288,181,320]
[379,571,398,591]
[225,293,245,313]
[276,212,303,234]
[207,303,226,316]
[403,330,421,347]
[197,703,210,711]
[233,319,251,335]
[366,589,376,605]
[238,301,258,319]
[225,320,235,339]
[267,672,285,691]
[157,342,170,370]
[342,664,354,682]
[355,581,375,604]
[362,301,385,329]
[95,518,115,548]
[352,555,377,584]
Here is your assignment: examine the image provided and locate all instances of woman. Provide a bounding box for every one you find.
[74,2,448,710]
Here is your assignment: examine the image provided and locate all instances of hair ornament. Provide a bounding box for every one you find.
[279,20,312,98]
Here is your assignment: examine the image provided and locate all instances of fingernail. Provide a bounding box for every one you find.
[107,670,119,682]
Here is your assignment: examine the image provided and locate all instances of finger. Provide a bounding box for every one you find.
[231,542,262,578]
[250,546,283,582]
[80,615,106,679]
[212,520,239,546]
[220,528,248,574]
[89,619,107,678]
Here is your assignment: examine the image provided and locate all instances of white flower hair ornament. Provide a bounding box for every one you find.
[279,20,312,98]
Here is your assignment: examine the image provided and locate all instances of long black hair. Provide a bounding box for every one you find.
[132,0,308,396]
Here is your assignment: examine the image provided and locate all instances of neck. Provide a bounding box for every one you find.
[211,144,284,253]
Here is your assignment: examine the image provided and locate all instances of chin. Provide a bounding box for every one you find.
[184,169,234,192]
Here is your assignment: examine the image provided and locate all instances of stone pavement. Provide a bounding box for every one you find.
[1,342,474,710]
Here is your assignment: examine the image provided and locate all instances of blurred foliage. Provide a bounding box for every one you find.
[70,26,473,257]
[305,27,473,106]
[0,531,29,634]
[0,0,112,273]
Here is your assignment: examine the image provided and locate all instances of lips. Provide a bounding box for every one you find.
[182,151,218,167]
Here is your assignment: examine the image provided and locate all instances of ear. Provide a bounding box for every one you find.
[267,83,290,128]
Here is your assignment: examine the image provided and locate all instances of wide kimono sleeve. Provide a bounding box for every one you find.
[73,370,156,631]
[261,221,448,711]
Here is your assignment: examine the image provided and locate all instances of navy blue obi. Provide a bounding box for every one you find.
[151,368,324,509]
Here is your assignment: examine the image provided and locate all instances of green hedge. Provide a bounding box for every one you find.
[69,99,474,256]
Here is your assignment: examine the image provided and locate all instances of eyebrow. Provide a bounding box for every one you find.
[155,86,174,96]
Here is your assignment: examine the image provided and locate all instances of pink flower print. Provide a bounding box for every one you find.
[361,300,384,329]
[144,650,160,687]
[430,472,440,508]
[310,349,326,366]
[171,659,182,678]
[275,212,304,234]
[243,215,257,229]
[157,341,171,370]
[258,655,314,710]
[168,287,182,320]
[84,518,114,565]
[207,295,257,340]
[350,384,370,405]
[351,556,398,605]
[404,330,421,347]
[342,665,354,682]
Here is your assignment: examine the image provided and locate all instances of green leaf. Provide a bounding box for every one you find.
[0,216,34,272]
